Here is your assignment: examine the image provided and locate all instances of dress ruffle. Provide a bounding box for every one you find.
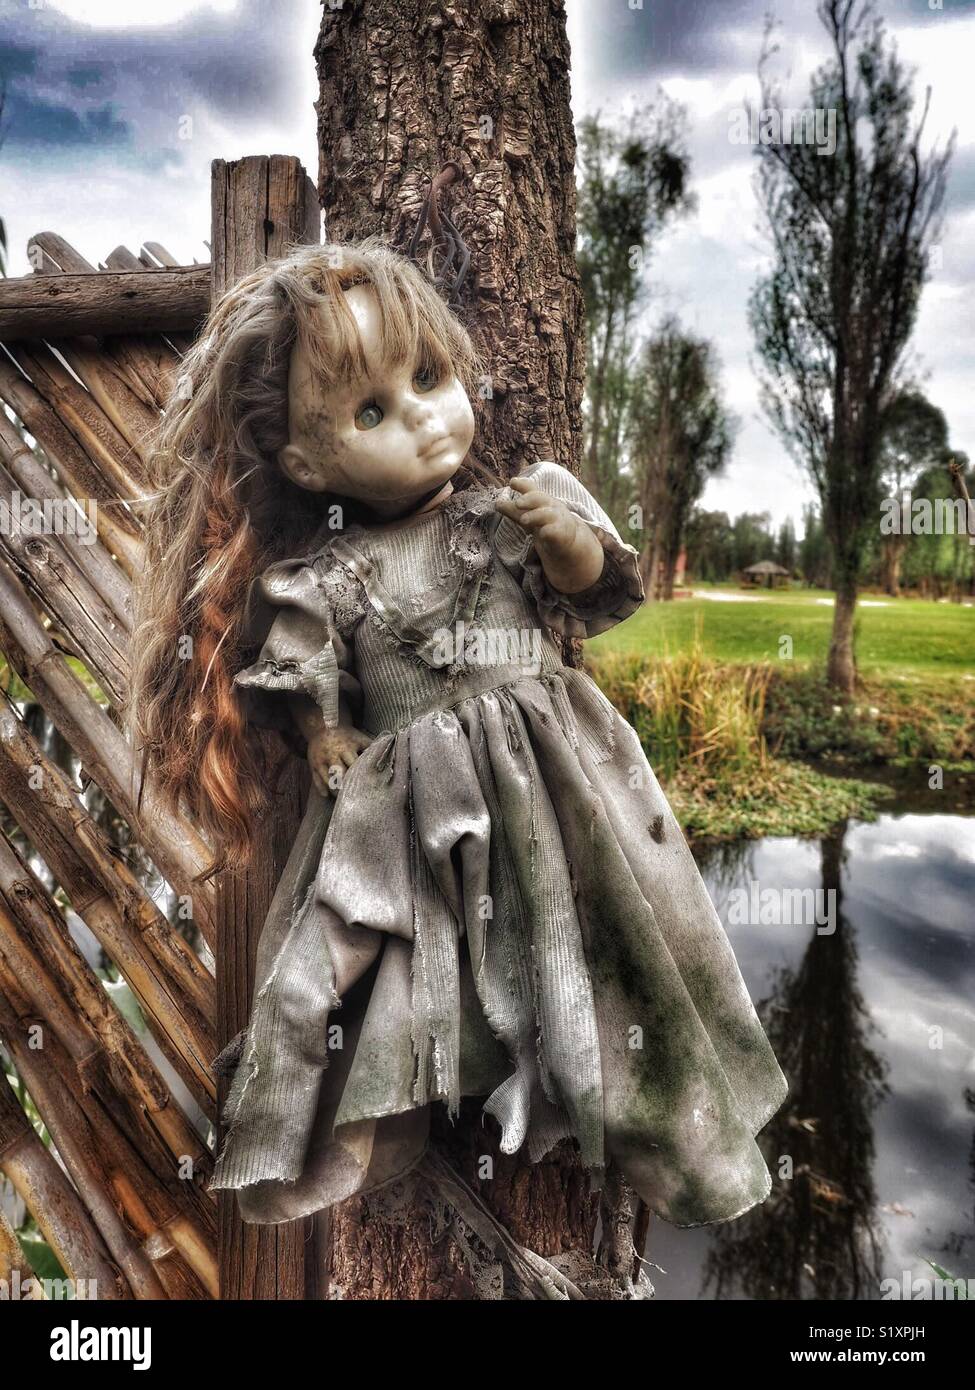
[232,554,362,733]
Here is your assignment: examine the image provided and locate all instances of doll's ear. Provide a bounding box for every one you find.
[278,442,329,493]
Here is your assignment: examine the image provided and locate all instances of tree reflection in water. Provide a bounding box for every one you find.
[694,822,891,1300]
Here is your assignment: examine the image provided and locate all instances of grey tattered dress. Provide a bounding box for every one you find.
[209,461,789,1227]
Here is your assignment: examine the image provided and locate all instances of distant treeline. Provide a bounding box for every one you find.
[686,460,975,598]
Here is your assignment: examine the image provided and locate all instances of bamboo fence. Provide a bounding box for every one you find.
[0,154,321,1301]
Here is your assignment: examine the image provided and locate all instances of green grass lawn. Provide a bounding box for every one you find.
[589,586,974,678]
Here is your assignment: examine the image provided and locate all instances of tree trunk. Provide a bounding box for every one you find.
[827,581,858,694]
[315,0,601,1299]
[317,0,584,478]
[880,537,904,597]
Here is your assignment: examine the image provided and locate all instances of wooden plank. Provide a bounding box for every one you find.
[0,264,211,340]
[210,154,322,1301]
[210,155,320,299]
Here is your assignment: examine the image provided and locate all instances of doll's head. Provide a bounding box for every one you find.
[279,277,476,519]
[128,237,486,870]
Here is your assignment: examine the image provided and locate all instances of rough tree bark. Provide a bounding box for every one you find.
[314,0,603,1299]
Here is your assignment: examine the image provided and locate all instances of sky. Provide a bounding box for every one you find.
[0,0,972,531]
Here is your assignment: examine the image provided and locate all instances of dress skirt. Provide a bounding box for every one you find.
[209,663,789,1228]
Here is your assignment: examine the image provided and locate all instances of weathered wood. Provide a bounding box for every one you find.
[0,409,133,634]
[210,152,323,1301]
[0,216,230,1304]
[0,263,210,341]
[0,1069,131,1298]
[0,560,217,944]
[0,458,130,709]
[0,898,217,1301]
[114,243,196,355]
[4,340,150,500]
[0,354,145,578]
[96,244,186,407]
[0,835,213,1210]
[0,692,215,1116]
[210,155,319,300]
[21,234,168,465]
[0,979,173,1299]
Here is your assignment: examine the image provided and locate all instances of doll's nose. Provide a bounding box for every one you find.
[403,396,437,430]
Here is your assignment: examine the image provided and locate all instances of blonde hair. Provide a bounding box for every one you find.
[126,236,488,872]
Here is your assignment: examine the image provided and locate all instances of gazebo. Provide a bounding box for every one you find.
[741,560,791,589]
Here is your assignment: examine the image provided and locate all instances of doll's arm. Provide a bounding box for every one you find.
[287,690,372,798]
[233,552,364,740]
[494,460,645,639]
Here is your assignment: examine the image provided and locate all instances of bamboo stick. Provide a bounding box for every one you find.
[0,841,212,1185]
[0,560,217,943]
[0,1070,129,1298]
[0,958,216,1300]
[88,243,186,412]
[0,983,171,1299]
[4,341,150,499]
[0,356,144,579]
[0,456,130,708]
[0,409,133,634]
[20,230,163,469]
[0,692,215,1114]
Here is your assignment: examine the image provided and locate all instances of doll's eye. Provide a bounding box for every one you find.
[355,400,384,430]
[413,364,439,393]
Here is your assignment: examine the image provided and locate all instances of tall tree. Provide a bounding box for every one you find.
[876,389,948,595]
[628,317,735,599]
[749,0,953,691]
[775,517,798,572]
[314,0,625,1300]
[799,505,832,589]
[576,104,693,522]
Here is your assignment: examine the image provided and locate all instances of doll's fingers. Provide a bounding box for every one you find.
[340,748,358,768]
[509,488,552,511]
[516,505,564,532]
[494,496,527,523]
[508,475,537,494]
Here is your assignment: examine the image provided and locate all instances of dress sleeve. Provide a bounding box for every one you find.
[493,460,645,639]
[232,552,362,735]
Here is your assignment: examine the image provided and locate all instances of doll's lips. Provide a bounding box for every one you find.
[419,437,450,459]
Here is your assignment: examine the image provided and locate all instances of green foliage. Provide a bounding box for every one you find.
[628,318,736,597]
[588,637,770,781]
[576,102,695,524]
[586,637,892,841]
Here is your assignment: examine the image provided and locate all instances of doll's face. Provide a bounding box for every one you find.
[278,284,476,519]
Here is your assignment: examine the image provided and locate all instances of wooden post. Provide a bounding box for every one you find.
[210,155,327,1300]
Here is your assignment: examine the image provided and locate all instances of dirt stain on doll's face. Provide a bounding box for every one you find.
[279,284,475,520]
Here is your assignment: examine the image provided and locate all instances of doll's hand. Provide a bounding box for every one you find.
[306,724,374,798]
[496,475,605,593]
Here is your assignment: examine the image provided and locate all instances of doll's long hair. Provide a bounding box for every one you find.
[126,237,486,873]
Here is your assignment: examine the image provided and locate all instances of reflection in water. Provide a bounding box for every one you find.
[644,806,975,1301]
[701,823,889,1300]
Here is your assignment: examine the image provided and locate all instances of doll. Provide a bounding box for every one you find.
[129,237,788,1229]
